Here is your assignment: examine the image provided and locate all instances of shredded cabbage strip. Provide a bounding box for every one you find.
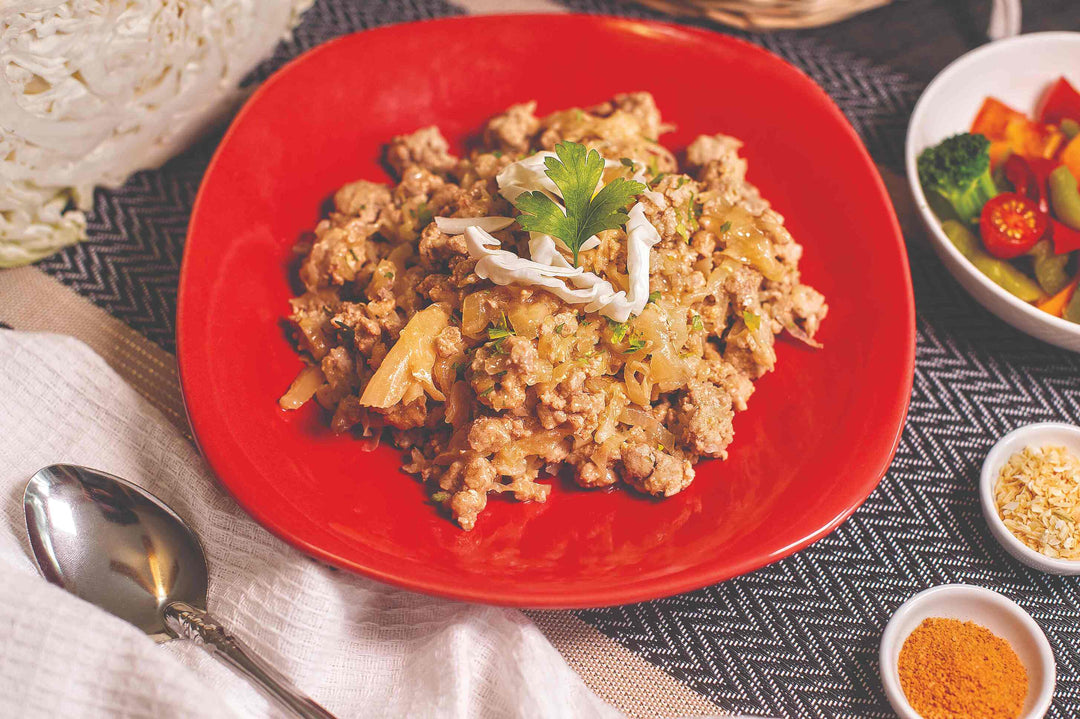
[437,150,661,321]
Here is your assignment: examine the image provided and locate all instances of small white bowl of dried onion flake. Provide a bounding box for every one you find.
[980,422,1080,574]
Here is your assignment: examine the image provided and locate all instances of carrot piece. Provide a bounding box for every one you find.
[971,97,1027,140]
[1037,274,1080,317]
[989,141,1013,170]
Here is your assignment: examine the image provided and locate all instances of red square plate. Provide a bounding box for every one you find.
[177,15,914,608]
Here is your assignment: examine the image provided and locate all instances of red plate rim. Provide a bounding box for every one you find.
[177,14,915,607]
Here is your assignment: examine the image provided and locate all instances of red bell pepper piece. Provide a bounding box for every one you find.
[1004,154,1035,198]
[1027,158,1058,214]
[1050,217,1080,255]
[1003,155,1055,213]
[1037,77,1080,126]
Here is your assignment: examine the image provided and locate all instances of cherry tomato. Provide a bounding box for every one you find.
[979,193,1048,259]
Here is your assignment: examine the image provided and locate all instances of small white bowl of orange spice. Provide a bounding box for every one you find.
[981,422,1080,573]
[880,585,1055,719]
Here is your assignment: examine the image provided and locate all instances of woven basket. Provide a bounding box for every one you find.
[631,0,893,30]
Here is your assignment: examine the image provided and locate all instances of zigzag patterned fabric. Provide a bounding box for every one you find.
[33,0,1080,715]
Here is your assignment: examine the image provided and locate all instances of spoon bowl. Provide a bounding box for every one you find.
[24,464,334,718]
[24,464,208,640]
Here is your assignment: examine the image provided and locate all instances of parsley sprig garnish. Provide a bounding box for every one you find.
[512,141,646,267]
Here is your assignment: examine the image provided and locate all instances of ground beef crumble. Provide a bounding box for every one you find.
[282,93,827,531]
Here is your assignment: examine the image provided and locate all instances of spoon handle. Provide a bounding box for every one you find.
[164,601,336,719]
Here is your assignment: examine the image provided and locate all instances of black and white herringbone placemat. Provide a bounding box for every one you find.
[32,1,1080,716]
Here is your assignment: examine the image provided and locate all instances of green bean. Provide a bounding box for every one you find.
[941,220,1044,302]
[1029,240,1072,295]
[927,192,960,223]
[1050,165,1080,230]
[1066,286,1080,324]
[1063,119,1080,139]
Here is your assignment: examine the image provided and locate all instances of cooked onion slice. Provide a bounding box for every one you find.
[434,216,514,234]
[619,406,677,449]
[279,365,325,410]
[359,304,450,408]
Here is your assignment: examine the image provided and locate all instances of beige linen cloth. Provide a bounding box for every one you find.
[0,330,632,719]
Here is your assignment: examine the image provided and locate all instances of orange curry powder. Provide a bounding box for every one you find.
[898,617,1027,719]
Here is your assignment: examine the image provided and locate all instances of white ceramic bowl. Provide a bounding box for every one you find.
[906,32,1080,353]
[980,422,1080,574]
[880,584,1055,719]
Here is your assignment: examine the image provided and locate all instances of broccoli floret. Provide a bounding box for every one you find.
[917,133,1000,224]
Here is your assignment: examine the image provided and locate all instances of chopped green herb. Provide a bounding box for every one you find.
[480,385,495,397]
[330,319,355,343]
[416,202,433,228]
[686,193,698,231]
[676,176,689,188]
[649,172,667,188]
[675,223,689,243]
[691,315,704,332]
[620,157,636,169]
[493,150,503,158]
[580,318,591,326]
[347,248,362,263]
[656,442,665,452]
[511,141,646,266]
[624,337,646,354]
[487,314,516,340]
[719,220,732,233]
[607,318,629,342]
[743,310,762,331]
[574,108,585,122]
[431,491,450,503]
[494,370,508,377]
[554,322,566,336]
[648,290,661,304]
[384,271,394,280]
[644,136,658,143]
[576,350,597,364]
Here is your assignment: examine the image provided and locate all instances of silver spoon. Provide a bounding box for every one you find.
[24,464,335,719]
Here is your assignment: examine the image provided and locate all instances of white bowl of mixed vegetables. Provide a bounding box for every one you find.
[907,32,1080,352]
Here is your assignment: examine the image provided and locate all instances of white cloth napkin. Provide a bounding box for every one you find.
[0,330,623,719]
